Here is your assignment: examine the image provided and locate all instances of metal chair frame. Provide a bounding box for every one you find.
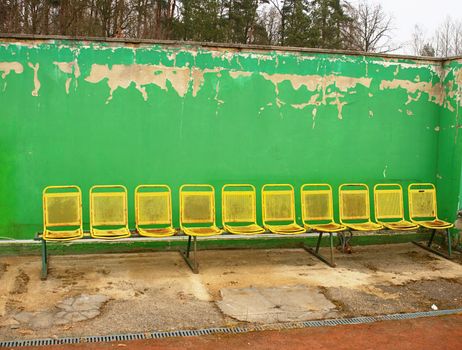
[42,185,84,241]
[179,184,222,273]
[408,183,454,259]
[261,184,305,235]
[301,184,347,266]
[135,184,176,237]
[90,185,131,239]
[221,184,265,235]
[373,183,419,231]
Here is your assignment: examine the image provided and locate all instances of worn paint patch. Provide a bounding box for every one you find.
[0,62,23,79]
[291,94,320,110]
[28,63,40,97]
[229,71,252,79]
[261,73,372,93]
[263,73,371,119]
[54,61,81,94]
[380,79,444,106]
[85,64,191,102]
[312,108,317,129]
[84,64,230,102]
[191,68,222,97]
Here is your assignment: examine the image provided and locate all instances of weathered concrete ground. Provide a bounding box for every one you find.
[0,243,461,341]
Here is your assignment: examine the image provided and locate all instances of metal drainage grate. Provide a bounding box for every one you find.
[1,307,462,348]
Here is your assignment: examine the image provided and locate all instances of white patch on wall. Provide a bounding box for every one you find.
[28,63,40,97]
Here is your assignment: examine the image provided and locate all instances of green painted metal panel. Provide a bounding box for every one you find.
[0,38,461,240]
[436,59,462,222]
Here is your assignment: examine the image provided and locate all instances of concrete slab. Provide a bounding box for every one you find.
[217,286,337,322]
[0,243,461,341]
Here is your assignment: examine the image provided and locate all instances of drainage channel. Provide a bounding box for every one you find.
[1,308,462,348]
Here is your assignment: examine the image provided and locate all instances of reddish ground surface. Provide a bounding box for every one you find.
[13,314,462,350]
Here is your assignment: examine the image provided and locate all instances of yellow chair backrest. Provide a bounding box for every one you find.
[135,185,172,227]
[374,184,404,221]
[408,183,437,220]
[339,183,371,222]
[43,186,82,229]
[90,185,128,227]
[301,184,334,223]
[262,184,296,223]
[180,184,216,226]
[222,184,257,224]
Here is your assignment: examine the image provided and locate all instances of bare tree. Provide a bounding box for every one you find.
[410,24,435,57]
[342,0,396,53]
[434,17,462,57]
[258,2,281,45]
[411,24,425,55]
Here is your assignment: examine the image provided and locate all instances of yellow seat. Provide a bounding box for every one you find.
[42,186,84,241]
[373,184,419,231]
[222,184,265,235]
[90,185,131,239]
[339,183,383,231]
[262,184,305,234]
[408,183,453,229]
[301,184,346,233]
[180,184,222,237]
[135,185,176,237]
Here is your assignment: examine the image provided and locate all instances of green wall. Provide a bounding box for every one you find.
[0,38,461,239]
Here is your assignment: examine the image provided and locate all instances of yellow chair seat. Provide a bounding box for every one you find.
[305,222,346,233]
[346,222,383,231]
[138,227,176,237]
[224,224,265,235]
[43,229,83,241]
[380,220,419,231]
[183,226,222,237]
[415,219,453,229]
[266,223,305,234]
[91,227,131,239]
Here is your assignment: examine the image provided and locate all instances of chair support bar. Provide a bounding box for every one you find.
[180,235,199,274]
[41,239,48,280]
[302,232,336,267]
[412,228,452,260]
[337,230,353,253]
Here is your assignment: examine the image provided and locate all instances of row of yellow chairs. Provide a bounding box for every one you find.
[42,183,452,241]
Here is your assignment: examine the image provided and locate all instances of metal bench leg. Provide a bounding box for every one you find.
[412,229,453,260]
[41,239,48,280]
[337,230,353,254]
[180,235,199,274]
[446,228,452,257]
[302,232,336,267]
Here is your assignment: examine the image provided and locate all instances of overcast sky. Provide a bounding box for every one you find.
[349,0,462,53]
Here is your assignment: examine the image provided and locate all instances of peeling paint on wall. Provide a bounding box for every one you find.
[27,62,40,97]
[0,62,23,78]
[54,61,80,94]
[261,73,372,94]
[262,73,371,119]
[85,64,191,102]
[380,79,444,106]
[229,71,252,79]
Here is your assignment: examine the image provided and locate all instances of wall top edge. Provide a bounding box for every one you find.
[0,32,454,63]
